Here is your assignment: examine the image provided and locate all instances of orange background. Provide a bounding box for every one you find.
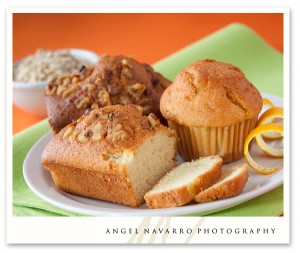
[13,13,283,134]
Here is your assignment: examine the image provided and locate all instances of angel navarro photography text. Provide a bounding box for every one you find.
[105,227,276,235]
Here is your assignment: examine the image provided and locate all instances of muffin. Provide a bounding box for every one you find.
[160,59,262,163]
[45,54,171,133]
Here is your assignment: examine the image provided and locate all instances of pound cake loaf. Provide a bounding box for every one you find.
[41,104,176,207]
[45,54,171,133]
[160,59,263,163]
[144,155,223,209]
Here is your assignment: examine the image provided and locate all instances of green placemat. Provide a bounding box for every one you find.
[13,23,284,217]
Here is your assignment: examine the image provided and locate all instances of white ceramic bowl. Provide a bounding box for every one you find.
[13,49,99,118]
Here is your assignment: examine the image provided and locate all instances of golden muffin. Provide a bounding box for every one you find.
[160,59,262,163]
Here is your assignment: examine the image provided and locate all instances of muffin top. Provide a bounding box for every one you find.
[44,54,171,133]
[160,59,262,127]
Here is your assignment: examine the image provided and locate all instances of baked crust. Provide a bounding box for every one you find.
[160,59,262,127]
[45,54,171,133]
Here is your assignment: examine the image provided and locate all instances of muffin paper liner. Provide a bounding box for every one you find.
[168,118,257,163]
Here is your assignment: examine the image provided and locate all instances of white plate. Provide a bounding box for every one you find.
[23,92,284,217]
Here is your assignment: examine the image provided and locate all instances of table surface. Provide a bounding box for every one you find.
[13,13,283,134]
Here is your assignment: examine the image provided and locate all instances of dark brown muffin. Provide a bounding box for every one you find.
[45,54,171,133]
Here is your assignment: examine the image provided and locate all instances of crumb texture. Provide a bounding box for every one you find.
[144,155,223,208]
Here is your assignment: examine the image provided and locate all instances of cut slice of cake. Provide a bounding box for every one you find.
[195,163,248,203]
[144,156,223,209]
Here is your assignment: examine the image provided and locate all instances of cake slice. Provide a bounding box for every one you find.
[144,156,223,209]
[195,163,248,203]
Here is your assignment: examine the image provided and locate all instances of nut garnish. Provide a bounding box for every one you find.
[45,85,57,95]
[121,68,132,79]
[107,84,121,96]
[56,85,67,96]
[112,123,123,133]
[128,83,146,98]
[77,130,92,143]
[76,97,91,109]
[77,132,89,143]
[63,125,75,139]
[98,88,111,106]
[62,76,71,86]
[95,78,102,85]
[91,103,99,109]
[69,129,80,142]
[121,59,133,69]
[62,85,78,98]
[118,95,131,105]
[133,105,144,115]
[85,113,97,126]
[87,83,96,91]
[112,130,127,143]
[72,76,80,83]
[92,123,106,141]
[148,113,160,127]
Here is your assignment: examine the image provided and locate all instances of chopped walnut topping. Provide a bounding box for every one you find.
[69,129,80,142]
[136,105,144,114]
[72,76,80,83]
[56,85,67,96]
[118,95,131,105]
[98,110,109,120]
[62,85,78,98]
[63,125,75,139]
[45,85,57,95]
[91,103,99,109]
[128,83,146,98]
[95,78,102,85]
[107,83,121,96]
[121,68,132,79]
[112,123,122,133]
[76,97,91,109]
[92,123,106,141]
[77,132,89,143]
[112,130,127,143]
[62,76,71,86]
[121,59,133,69]
[98,88,111,106]
[148,113,160,127]
[87,83,96,91]
[85,113,97,126]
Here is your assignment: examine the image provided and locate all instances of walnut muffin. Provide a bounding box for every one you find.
[160,59,262,163]
[41,104,177,207]
[45,54,171,133]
